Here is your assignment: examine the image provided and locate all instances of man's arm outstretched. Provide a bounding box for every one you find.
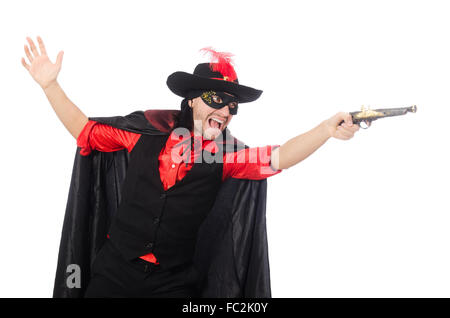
[271,112,360,170]
[21,36,88,139]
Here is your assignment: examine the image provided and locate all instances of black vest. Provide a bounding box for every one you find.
[108,133,223,269]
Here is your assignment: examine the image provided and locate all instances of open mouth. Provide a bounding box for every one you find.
[208,117,225,130]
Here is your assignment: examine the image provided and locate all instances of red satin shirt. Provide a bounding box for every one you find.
[77,120,282,264]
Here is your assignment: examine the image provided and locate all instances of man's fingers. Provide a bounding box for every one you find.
[337,126,353,139]
[37,36,47,56]
[342,125,358,135]
[335,130,349,140]
[343,113,353,126]
[24,44,33,63]
[341,124,359,133]
[334,112,353,128]
[55,51,64,68]
[330,112,359,140]
[26,37,40,57]
[21,57,30,71]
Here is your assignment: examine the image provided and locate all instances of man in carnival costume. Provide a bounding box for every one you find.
[21,36,359,298]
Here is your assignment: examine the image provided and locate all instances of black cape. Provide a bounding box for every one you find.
[52,110,272,298]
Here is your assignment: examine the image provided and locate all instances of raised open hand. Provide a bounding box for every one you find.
[21,36,64,89]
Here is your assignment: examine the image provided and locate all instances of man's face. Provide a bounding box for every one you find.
[188,92,236,140]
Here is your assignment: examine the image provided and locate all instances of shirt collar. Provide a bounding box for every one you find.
[168,130,219,154]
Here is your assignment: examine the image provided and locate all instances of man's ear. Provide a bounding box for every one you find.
[188,99,192,108]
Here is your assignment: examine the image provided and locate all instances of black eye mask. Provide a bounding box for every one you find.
[200,91,239,115]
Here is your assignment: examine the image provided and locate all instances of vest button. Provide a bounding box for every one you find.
[153,217,160,224]
[145,242,153,249]
[159,193,166,199]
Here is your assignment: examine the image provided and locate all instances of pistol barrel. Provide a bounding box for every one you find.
[372,105,417,118]
[408,105,417,113]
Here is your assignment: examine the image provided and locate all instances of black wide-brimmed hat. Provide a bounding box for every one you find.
[166,48,263,103]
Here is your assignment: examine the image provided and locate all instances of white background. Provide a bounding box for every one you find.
[0,0,449,297]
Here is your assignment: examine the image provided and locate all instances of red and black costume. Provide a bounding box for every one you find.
[53,49,282,298]
[77,117,280,266]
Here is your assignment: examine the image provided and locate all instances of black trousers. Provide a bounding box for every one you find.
[84,239,200,298]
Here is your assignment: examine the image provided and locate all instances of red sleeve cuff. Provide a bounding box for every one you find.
[260,145,283,176]
[76,120,98,156]
[269,145,281,172]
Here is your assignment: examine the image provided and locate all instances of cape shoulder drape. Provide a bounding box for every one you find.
[52,109,271,298]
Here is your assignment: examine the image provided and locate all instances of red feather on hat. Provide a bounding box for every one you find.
[200,47,238,82]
